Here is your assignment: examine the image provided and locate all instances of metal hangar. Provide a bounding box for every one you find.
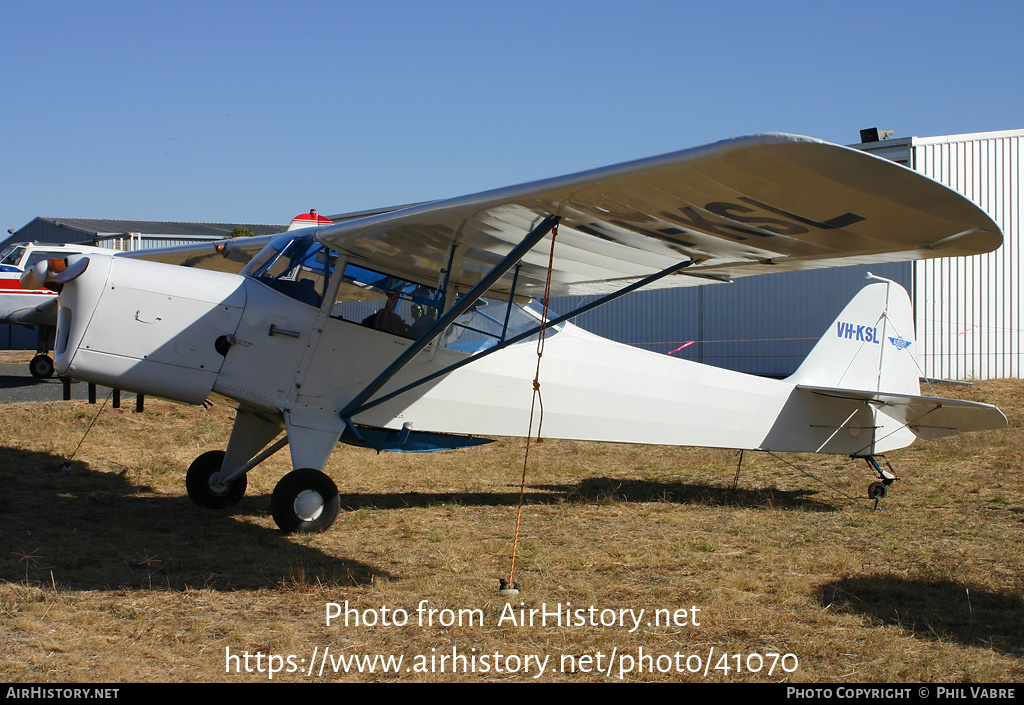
[557,128,1022,381]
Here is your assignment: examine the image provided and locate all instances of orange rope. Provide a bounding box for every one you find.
[507,223,558,589]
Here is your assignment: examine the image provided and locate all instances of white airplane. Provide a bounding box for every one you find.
[0,241,113,378]
[19,133,1008,533]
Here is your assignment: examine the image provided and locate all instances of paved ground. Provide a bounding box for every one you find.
[0,363,115,404]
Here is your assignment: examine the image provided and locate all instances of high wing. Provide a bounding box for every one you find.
[118,134,1001,296]
[121,234,275,274]
[119,203,428,273]
[307,133,1002,299]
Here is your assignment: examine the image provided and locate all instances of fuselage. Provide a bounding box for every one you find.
[48,232,919,458]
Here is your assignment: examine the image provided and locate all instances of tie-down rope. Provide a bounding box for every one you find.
[505,222,559,592]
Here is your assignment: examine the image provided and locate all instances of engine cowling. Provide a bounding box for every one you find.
[53,254,247,404]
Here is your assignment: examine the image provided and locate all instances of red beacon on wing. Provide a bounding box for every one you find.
[287,209,334,231]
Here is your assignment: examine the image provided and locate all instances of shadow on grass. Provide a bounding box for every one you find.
[556,476,836,510]
[0,446,392,591]
[334,476,836,511]
[818,575,1024,657]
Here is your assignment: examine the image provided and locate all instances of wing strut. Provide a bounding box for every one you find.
[344,254,696,419]
[339,215,561,420]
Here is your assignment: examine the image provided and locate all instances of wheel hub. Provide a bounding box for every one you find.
[207,475,231,496]
[293,490,325,521]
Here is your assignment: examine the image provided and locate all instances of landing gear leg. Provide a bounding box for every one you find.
[861,455,899,511]
[29,326,55,378]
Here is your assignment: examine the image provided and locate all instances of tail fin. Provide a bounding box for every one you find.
[774,276,1005,454]
[787,275,920,396]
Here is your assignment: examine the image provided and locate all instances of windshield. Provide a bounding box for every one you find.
[244,233,335,308]
[0,244,27,268]
[245,236,561,349]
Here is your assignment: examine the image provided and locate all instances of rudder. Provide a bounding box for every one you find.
[787,276,920,396]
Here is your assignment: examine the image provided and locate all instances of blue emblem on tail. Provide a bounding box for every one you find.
[888,335,911,351]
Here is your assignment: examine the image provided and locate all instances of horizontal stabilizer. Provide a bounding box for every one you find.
[797,385,1008,439]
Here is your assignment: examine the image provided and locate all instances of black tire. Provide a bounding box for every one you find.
[29,354,54,379]
[186,450,247,508]
[868,481,888,500]
[271,468,340,534]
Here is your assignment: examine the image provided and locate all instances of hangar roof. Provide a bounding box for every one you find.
[28,217,285,238]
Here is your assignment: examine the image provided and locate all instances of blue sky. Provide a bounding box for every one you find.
[2,0,1021,232]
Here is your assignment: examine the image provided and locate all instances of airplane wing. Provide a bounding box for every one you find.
[308,133,1002,299]
[87,133,1001,301]
[119,234,276,274]
[797,385,1008,440]
[6,297,59,326]
[116,203,426,272]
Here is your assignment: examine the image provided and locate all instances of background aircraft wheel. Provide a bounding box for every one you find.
[271,468,340,534]
[867,481,888,500]
[29,354,54,379]
[186,450,247,508]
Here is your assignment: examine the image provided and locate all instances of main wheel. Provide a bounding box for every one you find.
[271,468,340,534]
[29,354,54,379]
[186,450,247,508]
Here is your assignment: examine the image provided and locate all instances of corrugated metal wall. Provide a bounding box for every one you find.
[93,235,223,251]
[562,129,1022,381]
[555,262,911,378]
[0,323,36,349]
[910,132,1022,379]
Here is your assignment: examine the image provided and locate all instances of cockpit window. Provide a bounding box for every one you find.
[331,263,441,339]
[330,260,559,349]
[0,245,27,268]
[245,234,335,308]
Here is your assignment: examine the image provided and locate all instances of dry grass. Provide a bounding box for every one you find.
[0,350,35,364]
[1,380,1022,682]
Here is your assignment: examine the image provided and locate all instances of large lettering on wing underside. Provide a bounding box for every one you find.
[578,197,866,247]
[665,197,865,242]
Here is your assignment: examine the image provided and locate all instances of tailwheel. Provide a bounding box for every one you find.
[186,450,247,508]
[271,468,340,534]
[29,354,54,379]
[867,481,888,500]
[859,455,898,511]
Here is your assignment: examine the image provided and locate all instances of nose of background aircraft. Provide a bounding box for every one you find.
[19,256,91,292]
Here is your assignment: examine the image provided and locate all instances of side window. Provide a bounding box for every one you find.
[440,298,558,353]
[331,263,440,340]
[326,262,559,349]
